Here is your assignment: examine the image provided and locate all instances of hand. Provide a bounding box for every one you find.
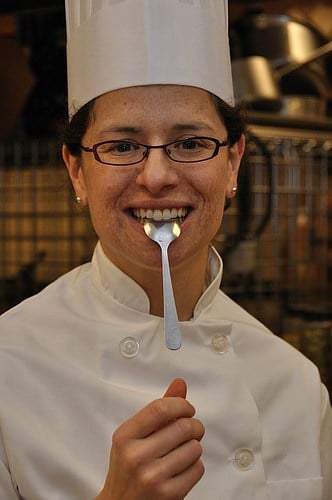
[96,378,205,500]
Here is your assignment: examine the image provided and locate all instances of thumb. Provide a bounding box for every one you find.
[163,378,187,399]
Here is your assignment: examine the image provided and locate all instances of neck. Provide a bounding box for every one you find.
[100,241,211,320]
[141,249,209,321]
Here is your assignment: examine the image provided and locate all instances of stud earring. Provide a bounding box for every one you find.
[231,186,237,194]
[76,196,82,204]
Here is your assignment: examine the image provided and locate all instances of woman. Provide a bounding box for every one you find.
[64,84,245,497]
[1,0,331,496]
[0,83,331,500]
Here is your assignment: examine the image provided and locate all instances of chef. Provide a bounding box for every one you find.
[0,1,331,499]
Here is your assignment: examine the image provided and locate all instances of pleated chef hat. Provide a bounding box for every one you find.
[65,0,234,116]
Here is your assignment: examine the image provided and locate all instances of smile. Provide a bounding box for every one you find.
[133,207,189,222]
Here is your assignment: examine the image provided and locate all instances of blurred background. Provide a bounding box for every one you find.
[0,0,331,392]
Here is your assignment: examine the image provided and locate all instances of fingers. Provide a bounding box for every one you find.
[114,417,204,475]
[112,417,204,479]
[160,456,205,499]
[160,439,204,477]
[110,426,204,500]
[134,442,204,500]
[163,378,187,399]
[117,394,195,441]
[100,380,205,499]
[142,416,205,459]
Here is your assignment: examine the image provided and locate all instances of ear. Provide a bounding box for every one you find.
[226,134,245,198]
[62,145,88,205]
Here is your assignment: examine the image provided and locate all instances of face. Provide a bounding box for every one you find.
[63,85,244,281]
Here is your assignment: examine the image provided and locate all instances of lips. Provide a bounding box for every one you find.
[133,207,189,222]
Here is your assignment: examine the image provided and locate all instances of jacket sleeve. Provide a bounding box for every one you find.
[320,384,332,500]
[0,431,19,500]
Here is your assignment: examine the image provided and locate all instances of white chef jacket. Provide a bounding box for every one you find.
[0,241,331,500]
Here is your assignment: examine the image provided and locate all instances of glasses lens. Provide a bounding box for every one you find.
[168,138,217,162]
[96,141,145,165]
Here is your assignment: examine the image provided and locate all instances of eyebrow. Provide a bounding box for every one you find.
[98,122,215,136]
[172,122,215,133]
[99,126,141,135]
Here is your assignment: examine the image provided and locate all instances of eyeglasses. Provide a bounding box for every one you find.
[79,136,228,166]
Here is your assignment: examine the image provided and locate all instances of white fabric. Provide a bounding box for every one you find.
[65,0,234,115]
[0,242,331,499]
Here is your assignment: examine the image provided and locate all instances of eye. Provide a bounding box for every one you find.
[177,138,202,150]
[95,141,144,165]
[107,141,140,154]
[175,138,214,153]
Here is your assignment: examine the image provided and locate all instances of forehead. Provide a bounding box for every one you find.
[90,85,225,133]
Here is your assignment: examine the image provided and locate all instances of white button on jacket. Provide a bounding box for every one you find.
[210,331,230,354]
[233,448,255,471]
[119,336,140,357]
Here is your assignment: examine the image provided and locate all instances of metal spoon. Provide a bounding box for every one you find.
[143,220,181,350]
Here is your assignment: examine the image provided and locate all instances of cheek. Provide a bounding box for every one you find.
[83,168,128,206]
[207,186,226,233]
[202,163,229,208]
[197,171,228,240]
[81,173,117,229]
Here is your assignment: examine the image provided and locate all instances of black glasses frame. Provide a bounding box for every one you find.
[79,136,229,166]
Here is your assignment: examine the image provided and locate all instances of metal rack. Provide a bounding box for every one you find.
[0,140,96,312]
[218,121,332,389]
[221,125,331,298]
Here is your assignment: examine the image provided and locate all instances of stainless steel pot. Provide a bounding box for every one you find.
[230,10,332,116]
[231,12,329,69]
[231,41,332,115]
[280,95,327,118]
[231,56,281,111]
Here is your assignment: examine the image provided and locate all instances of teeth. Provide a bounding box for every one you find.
[133,207,188,221]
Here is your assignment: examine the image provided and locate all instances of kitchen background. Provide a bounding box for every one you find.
[0,0,331,392]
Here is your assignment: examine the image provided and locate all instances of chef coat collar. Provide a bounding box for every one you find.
[91,241,223,318]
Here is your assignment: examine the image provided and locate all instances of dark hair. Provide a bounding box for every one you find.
[63,100,96,157]
[209,94,247,146]
[62,91,247,156]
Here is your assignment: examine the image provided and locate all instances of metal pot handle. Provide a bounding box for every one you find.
[277,40,332,78]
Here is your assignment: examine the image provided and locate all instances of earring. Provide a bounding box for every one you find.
[231,186,237,194]
[76,196,82,204]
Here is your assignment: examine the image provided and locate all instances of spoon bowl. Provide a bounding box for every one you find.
[144,220,181,245]
[143,220,181,350]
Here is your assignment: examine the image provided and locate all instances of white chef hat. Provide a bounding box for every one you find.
[65,0,234,117]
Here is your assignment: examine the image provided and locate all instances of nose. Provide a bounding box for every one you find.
[135,148,180,194]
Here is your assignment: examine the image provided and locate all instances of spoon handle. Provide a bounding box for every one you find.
[161,245,181,350]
